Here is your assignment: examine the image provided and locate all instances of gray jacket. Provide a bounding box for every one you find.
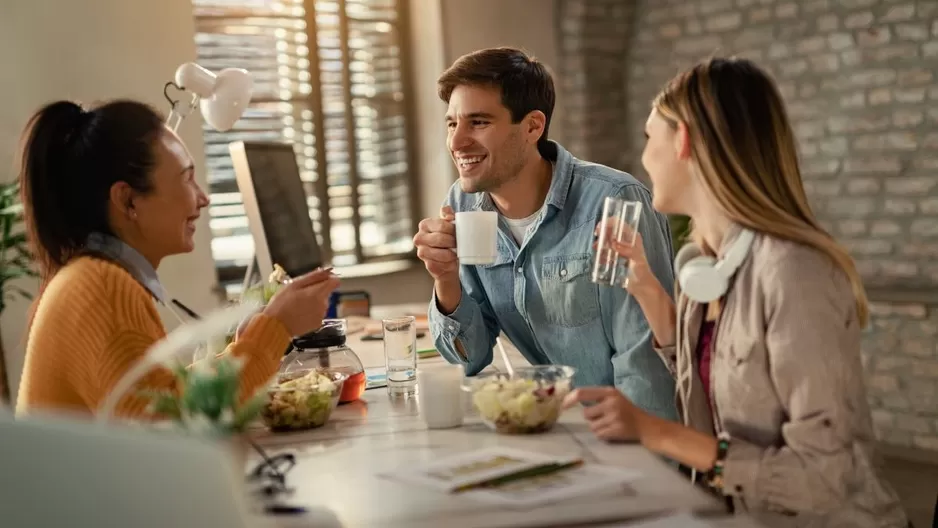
[657,225,908,528]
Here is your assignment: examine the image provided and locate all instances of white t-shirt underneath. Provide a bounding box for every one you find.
[503,206,544,245]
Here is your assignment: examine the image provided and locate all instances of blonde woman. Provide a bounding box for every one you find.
[564,58,909,527]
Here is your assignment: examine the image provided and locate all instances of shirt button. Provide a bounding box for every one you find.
[517,267,523,273]
[560,269,567,277]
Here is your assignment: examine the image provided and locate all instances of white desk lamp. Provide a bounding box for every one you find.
[163,62,253,132]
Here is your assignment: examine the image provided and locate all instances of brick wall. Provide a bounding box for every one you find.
[556,0,634,169]
[558,0,938,452]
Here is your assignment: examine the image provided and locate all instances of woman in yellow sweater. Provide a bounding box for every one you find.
[15,99,339,419]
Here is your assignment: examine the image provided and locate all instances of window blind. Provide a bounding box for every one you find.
[192,0,416,275]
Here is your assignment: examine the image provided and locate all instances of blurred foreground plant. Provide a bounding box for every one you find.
[141,355,267,438]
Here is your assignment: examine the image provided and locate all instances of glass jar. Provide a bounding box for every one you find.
[281,319,365,404]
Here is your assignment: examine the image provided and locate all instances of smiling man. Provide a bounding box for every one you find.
[414,47,678,420]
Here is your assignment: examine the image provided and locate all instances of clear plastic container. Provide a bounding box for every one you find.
[462,365,576,434]
[281,319,366,404]
[262,368,348,432]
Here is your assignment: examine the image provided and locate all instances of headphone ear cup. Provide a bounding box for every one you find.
[674,242,703,271]
[678,257,727,303]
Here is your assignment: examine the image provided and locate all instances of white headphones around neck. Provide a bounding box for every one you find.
[675,228,755,303]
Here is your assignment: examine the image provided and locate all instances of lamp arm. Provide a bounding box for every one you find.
[163,80,202,132]
[96,302,262,424]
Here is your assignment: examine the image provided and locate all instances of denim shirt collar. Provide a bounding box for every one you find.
[472,141,575,214]
[85,232,167,304]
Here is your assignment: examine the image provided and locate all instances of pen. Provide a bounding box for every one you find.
[451,459,584,493]
[171,299,202,320]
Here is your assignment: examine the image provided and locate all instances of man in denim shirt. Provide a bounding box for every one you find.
[414,48,677,420]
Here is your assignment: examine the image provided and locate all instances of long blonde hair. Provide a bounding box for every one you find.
[653,57,869,326]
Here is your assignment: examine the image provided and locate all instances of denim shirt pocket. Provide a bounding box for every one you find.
[539,253,601,327]
[476,251,517,315]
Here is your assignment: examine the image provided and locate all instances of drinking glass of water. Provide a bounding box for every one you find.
[592,197,642,287]
[383,316,417,398]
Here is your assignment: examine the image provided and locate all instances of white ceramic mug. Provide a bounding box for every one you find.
[454,211,498,265]
[417,363,464,429]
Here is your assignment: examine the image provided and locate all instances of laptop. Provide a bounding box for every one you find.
[0,408,252,528]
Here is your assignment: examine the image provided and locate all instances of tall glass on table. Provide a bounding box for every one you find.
[383,316,417,398]
[592,197,642,287]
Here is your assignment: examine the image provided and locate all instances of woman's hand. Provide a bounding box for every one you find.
[562,387,651,443]
[262,268,340,337]
[594,222,678,348]
[594,223,657,296]
[564,386,721,473]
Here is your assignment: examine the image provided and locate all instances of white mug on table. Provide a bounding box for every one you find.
[453,210,498,265]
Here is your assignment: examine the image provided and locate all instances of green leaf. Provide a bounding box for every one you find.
[10,286,32,300]
[152,397,182,419]
[0,183,19,200]
[181,363,236,421]
[0,203,23,216]
[13,246,35,265]
[215,357,242,407]
[3,232,26,247]
[233,392,268,431]
[138,389,183,420]
[1,269,34,282]
[8,255,33,269]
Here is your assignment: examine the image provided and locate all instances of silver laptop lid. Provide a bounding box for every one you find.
[0,409,251,528]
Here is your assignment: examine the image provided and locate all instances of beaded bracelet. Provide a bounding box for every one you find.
[707,431,732,491]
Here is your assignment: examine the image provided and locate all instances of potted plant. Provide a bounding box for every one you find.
[0,181,39,403]
[140,354,270,465]
[142,356,267,435]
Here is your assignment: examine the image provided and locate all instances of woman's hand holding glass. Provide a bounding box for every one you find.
[594,223,657,296]
[594,222,677,347]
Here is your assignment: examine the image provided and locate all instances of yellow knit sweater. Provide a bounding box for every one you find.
[16,256,291,419]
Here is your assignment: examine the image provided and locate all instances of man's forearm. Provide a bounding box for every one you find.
[434,278,462,315]
[428,278,497,374]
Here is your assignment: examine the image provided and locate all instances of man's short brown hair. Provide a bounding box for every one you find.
[438,47,555,152]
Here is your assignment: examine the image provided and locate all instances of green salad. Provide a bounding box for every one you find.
[242,264,291,305]
[470,377,568,434]
[262,369,340,431]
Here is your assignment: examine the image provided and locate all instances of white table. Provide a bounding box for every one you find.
[247,304,734,527]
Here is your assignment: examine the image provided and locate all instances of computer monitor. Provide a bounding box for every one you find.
[229,141,324,282]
